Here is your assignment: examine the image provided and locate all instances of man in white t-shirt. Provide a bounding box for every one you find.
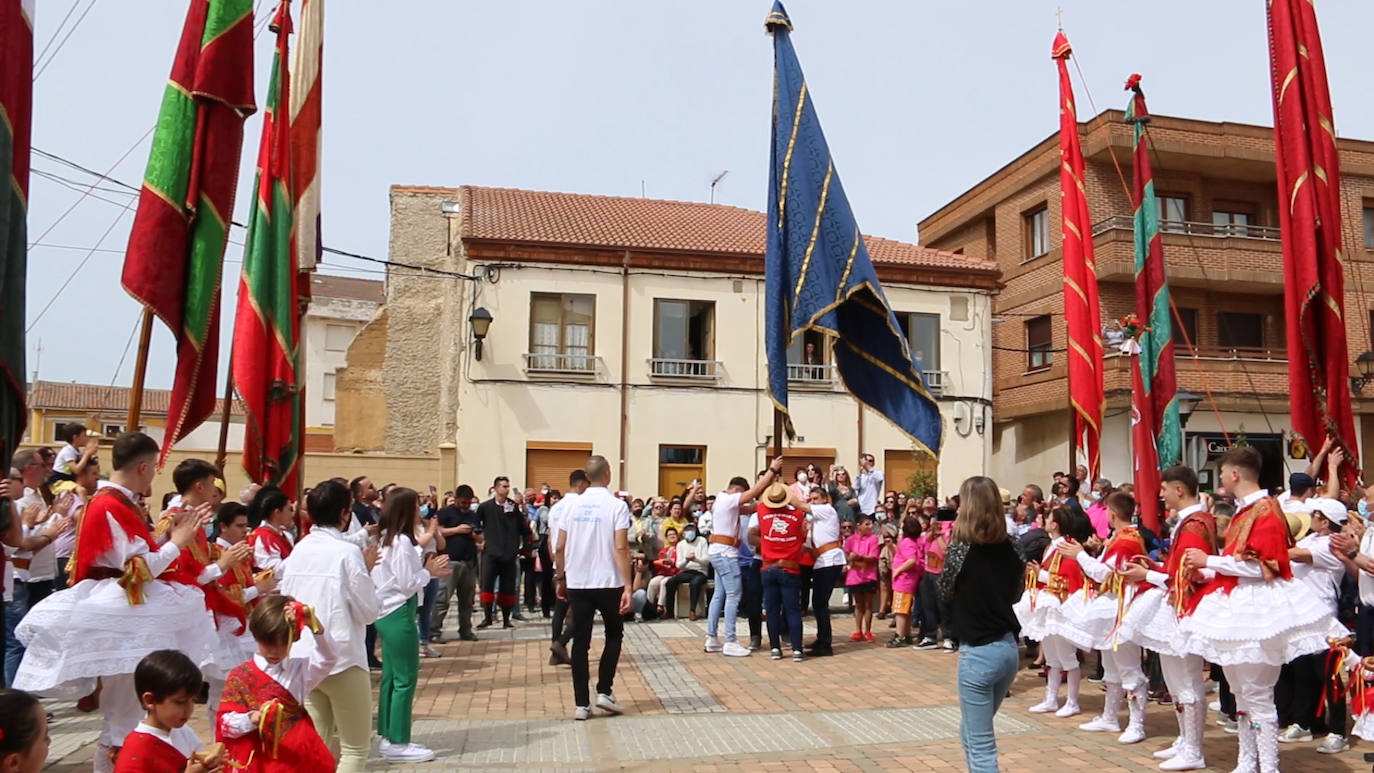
[554,456,632,721]
[855,452,883,517]
[704,457,784,657]
[547,469,589,666]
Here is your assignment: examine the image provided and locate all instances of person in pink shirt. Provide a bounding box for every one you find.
[843,515,881,643]
[1084,479,1112,539]
[887,517,924,647]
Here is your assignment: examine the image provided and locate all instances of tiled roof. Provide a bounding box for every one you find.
[27,380,245,419]
[310,274,385,303]
[391,185,997,274]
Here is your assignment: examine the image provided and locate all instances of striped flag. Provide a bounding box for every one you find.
[289,0,322,288]
[121,0,255,460]
[1125,76,1179,533]
[233,1,301,495]
[0,0,32,473]
[1053,31,1104,481]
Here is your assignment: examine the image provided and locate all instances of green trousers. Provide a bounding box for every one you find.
[376,595,421,744]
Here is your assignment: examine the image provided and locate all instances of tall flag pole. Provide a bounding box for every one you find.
[0,0,33,475]
[121,0,256,461]
[1125,75,1178,534]
[233,0,301,496]
[1053,31,1104,481]
[1267,0,1360,485]
[764,1,942,458]
[288,0,321,496]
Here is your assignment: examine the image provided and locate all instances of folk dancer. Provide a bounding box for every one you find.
[1012,506,1094,717]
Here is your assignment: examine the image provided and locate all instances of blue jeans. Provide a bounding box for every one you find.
[706,554,742,642]
[957,633,1020,773]
[417,577,439,642]
[762,567,803,652]
[4,579,52,687]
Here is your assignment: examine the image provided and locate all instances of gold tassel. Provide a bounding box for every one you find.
[119,556,154,606]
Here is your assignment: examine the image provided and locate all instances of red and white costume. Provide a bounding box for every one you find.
[249,523,294,578]
[1064,526,1150,744]
[113,722,203,773]
[1178,489,1338,773]
[1012,536,1087,717]
[14,481,217,767]
[205,535,264,712]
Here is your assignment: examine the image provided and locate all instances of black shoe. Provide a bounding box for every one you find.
[805,644,834,657]
[550,641,572,666]
[194,681,209,705]
[502,620,516,629]
[459,631,478,642]
[368,658,383,670]
[476,619,493,630]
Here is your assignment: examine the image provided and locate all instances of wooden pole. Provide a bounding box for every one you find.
[772,408,783,459]
[214,355,234,475]
[126,307,154,431]
[1066,401,1077,477]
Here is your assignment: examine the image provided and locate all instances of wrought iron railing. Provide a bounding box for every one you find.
[648,358,721,379]
[1091,215,1280,241]
[787,363,834,383]
[523,352,598,374]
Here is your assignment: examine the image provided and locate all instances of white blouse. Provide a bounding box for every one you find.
[370,534,431,617]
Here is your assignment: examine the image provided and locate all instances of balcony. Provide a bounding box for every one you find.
[787,362,835,385]
[1090,216,1284,293]
[1090,215,1280,242]
[648,358,721,380]
[523,352,600,377]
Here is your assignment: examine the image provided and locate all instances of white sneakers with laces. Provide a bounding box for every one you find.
[703,635,723,653]
[595,693,623,715]
[382,742,436,762]
[722,641,752,657]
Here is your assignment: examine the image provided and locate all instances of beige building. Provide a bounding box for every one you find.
[336,186,1000,500]
[301,274,385,449]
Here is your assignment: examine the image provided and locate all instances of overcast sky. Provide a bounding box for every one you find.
[24,0,1374,389]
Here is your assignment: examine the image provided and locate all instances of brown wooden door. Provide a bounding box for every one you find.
[525,443,593,492]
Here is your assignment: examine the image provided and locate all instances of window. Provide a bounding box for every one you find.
[1159,196,1187,233]
[1217,312,1263,350]
[786,329,830,381]
[1026,315,1053,370]
[529,293,595,371]
[1211,208,1252,237]
[1024,205,1049,259]
[949,295,970,322]
[322,372,336,401]
[652,300,715,376]
[324,323,353,352]
[659,446,704,465]
[1363,206,1374,248]
[895,312,941,373]
[1173,307,1199,351]
[102,423,123,438]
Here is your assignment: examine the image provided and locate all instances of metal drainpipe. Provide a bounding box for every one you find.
[619,251,631,490]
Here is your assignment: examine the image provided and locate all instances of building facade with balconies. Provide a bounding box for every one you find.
[919,110,1374,492]
[334,185,999,499]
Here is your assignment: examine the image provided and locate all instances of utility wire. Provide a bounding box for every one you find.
[33,0,99,80]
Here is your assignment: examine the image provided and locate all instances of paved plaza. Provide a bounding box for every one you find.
[43,614,1370,772]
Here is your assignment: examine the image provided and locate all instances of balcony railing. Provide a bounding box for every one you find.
[648,358,721,379]
[1106,345,1285,362]
[1091,215,1280,242]
[787,363,834,383]
[523,352,599,374]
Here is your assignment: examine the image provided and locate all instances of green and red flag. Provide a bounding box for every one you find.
[233,0,301,494]
[0,0,33,474]
[1053,32,1104,480]
[121,0,255,462]
[1125,75,1179,534]
[1267,0,1360,485]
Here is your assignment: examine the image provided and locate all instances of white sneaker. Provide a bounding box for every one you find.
[420,643,440,659]
[1208,700,1221,712]
[1152,738,1181,759]
[596,693,624,715]
[1028,698,1059,714]
[941,639,955,651]
[378,738,393,754]
[383,743,436,763]
[1278,724,1313,743]
[722,641,752,657]
[1117,725,1146,745]
[703,635,723,653]
[1078,715,1120,732]
[1317,734,1349,754]
[1054,702,1081,718]
[573,706,590,721]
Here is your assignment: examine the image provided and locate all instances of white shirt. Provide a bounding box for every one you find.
[371,534,431,617]
[856,468,884,515]
[675,534,709,572]
[87,480,182,577]
[547,492,580,547]
[280,526,381,676]
[1292,532,1343,610]
[215,537,260,605]
[13,487,54,582]
[810,503,845,568]
[561,487,630,590]
[1359,527,1374,607]
[1203,489,1271,581]
[252,524,294,577]
[218,629,339,738]
[54,443,81,475]
[707,491,743,559]
[130,722,202,759]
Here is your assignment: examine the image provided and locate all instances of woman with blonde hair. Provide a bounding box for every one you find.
[938,476,1025,773]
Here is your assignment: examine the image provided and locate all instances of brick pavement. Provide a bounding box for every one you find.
[42,612,1372,771]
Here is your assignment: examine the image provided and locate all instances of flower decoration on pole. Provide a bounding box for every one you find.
[1118,313,1151,356]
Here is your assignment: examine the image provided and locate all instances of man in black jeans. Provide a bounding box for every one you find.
[548,469,590,665]
[476,476,528,629]
[432,485,480,641]
[553,455,632,720]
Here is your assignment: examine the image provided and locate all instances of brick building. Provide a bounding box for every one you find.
[919,109,1374,492]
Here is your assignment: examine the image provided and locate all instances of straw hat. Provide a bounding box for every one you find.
[999,487,1012,504]
[762,482,791,508]
[1284,508,1312,542]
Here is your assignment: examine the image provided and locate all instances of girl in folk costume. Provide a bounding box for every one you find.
[248,487,295,579]
[1058,492,1151,745]
[209,503,278,710]
[1012,505,1093,717]
[216,595,337,772]
[13,433,219,773]
[1178,446,1341,773]
[1115,465,1218,770]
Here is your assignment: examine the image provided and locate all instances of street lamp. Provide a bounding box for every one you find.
[469,307,493,361]
[1350,351,1374,393]
[1176,390,1202,429]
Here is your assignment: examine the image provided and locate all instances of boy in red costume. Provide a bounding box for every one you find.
[216,595,337,772]
[114,649,221,773]
[1179,446,1337,773]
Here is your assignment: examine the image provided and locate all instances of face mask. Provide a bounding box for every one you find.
[469,502,479,512]
[797,472,808,484]
[1361,500,1370,518]
[420,505,431,517]
[683,530,697,541]
[876,512,887,522]
[1089,491,1101,502]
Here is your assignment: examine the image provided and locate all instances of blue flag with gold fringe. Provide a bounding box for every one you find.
[764,1,942,457]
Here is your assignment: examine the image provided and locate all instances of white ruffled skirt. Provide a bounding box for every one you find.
[1175,578,1343,667]
[1116,586,1190,658]
[1354,709,1374,742]
[1013,589,1078,643]
[14,579,219,699]
[1060,591,1122,651]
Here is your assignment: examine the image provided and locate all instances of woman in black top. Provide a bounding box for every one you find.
[939,475,1026,773]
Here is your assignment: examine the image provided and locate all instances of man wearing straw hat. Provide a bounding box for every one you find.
[749,480,809,662]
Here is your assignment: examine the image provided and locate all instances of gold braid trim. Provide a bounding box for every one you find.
[120,556,154,606]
